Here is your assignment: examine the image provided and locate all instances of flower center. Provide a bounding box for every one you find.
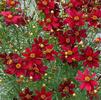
[72,58,76,62]
[16,63,21,69]
[33,67,39,73]
[7,59,13,65]
[25,94,32,99]
[85,76,91,82]
[74,16,80,21]
[75,31,80,36]
[65,50,73,56]
[44,49,52,54]
[87,56,93,61]
[42,0,48,5]
[51,10,54,14]
[7,14,13,19]
[39,44,44,48]
[41,94,46,99]
[63,87,69,92]
[46,18,51,23]
[30,53,35,58]
[66,38,70,43]
[10,1,15,6]
[92,15,98,20]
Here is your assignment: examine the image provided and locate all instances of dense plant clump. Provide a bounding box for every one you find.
[0,0,101,100]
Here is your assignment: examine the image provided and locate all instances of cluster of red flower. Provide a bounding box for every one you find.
[0,37,57,81]
[19,87,52,100]
[0,0,101,100]
[36,0,101,99]
[0,0,27,25]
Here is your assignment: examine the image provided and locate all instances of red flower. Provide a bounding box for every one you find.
[70,0,83,8]
[22,47,43,65]
[0,11,26,25]
[33,37,49,49]
[43,44,57,61]
[39,15,60,31]
[57,31,75,46]
[33,87,53,100]
[33,37,57,61]
[67,29,87,43]
[19,88,34,100]
[80,46,100,68]
[75,68,98,91]
[24,61,48,81]
[37,0,55,15]
[87,9,101,27]
[4,54,25,77]
[64,9,85,28]
[58,80,75,97]
[94,37,101,43]
[69,0,90,8]
[12,15,27,25]
[57,29,86,46]
[60,46,80,63]
[6,0,19,7]
[1,11,14,25]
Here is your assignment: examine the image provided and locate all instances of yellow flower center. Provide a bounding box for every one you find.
[65,50,73,56]
[42,0,48,5]
[7,14,13,19]
[39,44,44,48]
[74,16,80,21]
[46,18,51,23]
[72,58,76,62]
[30,53,35,58]
[92,15,98,20]
[16,63,21,69]
[25,94,32,99]
[51,10,54,14]
[75,31,80,36]
[33,67,39,73]
[43,49,52,54]
[63,87,69,92]
[87,56,93,61]
[10,1,15,6]
[85,76,91,82]
[41,94,46,99]
[7,59,13,65]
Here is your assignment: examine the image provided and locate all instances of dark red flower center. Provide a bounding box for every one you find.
[16,63,21,69]
[85,76,91,82]
[91,15,98,20]
[7,59,13,65]
[41,94,46,99]
[7,14,13,19]
[74,16,80,21]
[30,53,35,58]
[66,38,70,43]
[87,56,93,61]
